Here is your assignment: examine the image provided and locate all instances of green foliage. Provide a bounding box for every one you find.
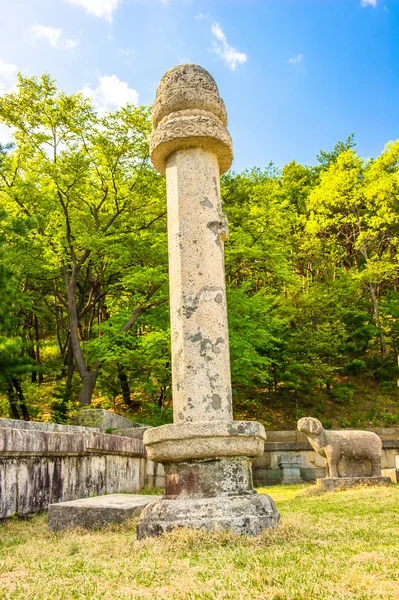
[0,72,398,427]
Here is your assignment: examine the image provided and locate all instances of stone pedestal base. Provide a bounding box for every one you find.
[137,492,279,539]
[137,456,279,539]
[316,476,391,492]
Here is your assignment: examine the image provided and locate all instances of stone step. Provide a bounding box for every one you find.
[48,494,162,531]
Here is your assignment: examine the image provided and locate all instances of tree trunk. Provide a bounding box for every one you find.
[64,343,75,400]
[360,240,387,360]
[158,386,166,409]
[369,283,387,360]
[7,379,20,420]
[65,268,99,407]
[34,314,43,384]
[391,246,399,293]
[79,371,98,406]
[11,378,30,421]
[117,363,132,407]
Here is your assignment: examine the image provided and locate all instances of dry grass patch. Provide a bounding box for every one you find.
[1,484,398,599]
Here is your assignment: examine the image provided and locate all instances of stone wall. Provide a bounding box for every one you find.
[0,419,163,519]
[252,428,399,486]
[2,417,398,519]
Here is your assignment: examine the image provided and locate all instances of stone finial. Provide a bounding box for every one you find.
[150,64,233,176]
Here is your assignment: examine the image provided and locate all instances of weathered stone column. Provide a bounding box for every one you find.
[137,65,279,538]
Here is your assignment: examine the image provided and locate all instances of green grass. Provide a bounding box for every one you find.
[1,484,399,599]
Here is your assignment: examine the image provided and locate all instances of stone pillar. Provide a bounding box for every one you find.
[137,64,279,538]
[166,147,232,424]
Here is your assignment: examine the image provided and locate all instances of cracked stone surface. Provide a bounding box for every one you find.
[166,148,232,424]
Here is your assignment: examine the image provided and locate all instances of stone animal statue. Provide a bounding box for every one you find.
[297,417,382,478]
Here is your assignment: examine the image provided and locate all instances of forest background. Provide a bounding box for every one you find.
[1,74,399,430]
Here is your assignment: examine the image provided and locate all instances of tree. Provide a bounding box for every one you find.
[0,210,33,419]
[0,74,167,406]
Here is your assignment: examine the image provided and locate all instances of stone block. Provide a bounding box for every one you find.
[48,494,162,531]
[0,458,17,517]
[0,427,86,456]
[300,449,327,469]
[396,454,399,469]
[370,427,399,440]
[265,431,297,443]
[300,467,326,482]
[316,476,391,492]
[0,418,99,433]
[264,441,311,453]
[278,454,302,484]
[74,409,143,431]
[252,467,282,486]
[105,456,141,493]
[145,458,165,489]
[381,440,399,449]
[381,468,399,483]
[86,432,144,456]
[60,455,107,503]
[112,427,151,440]
[382,448,397,469]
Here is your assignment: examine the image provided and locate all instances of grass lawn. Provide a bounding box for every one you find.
[1,484,399,599]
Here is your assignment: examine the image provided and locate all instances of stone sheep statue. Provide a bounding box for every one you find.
[297,417,382,478]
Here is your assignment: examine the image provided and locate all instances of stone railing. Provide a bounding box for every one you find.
[252,428,399,486]
[0,418,163,519]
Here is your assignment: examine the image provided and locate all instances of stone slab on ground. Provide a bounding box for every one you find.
[316,476,391,492]
[48,494,162,531]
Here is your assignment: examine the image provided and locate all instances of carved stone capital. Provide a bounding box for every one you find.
[150,64,233,176]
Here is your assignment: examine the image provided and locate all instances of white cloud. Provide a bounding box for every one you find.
[0,59,18,97]
[65,0,167,20]
[81,74,139,114]
[29,22,79,51]
[361,0,377,6]
[64,0,124,21]
[195,12,208,19]
[0,123,13,145]
[64,38,79,50]
[0,60,18,143]
[211,23,247,71]
[288,53,303,64]
[118,48,130,57]
[0,59,18,82]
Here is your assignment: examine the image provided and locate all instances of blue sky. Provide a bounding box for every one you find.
[1,0,398,171]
